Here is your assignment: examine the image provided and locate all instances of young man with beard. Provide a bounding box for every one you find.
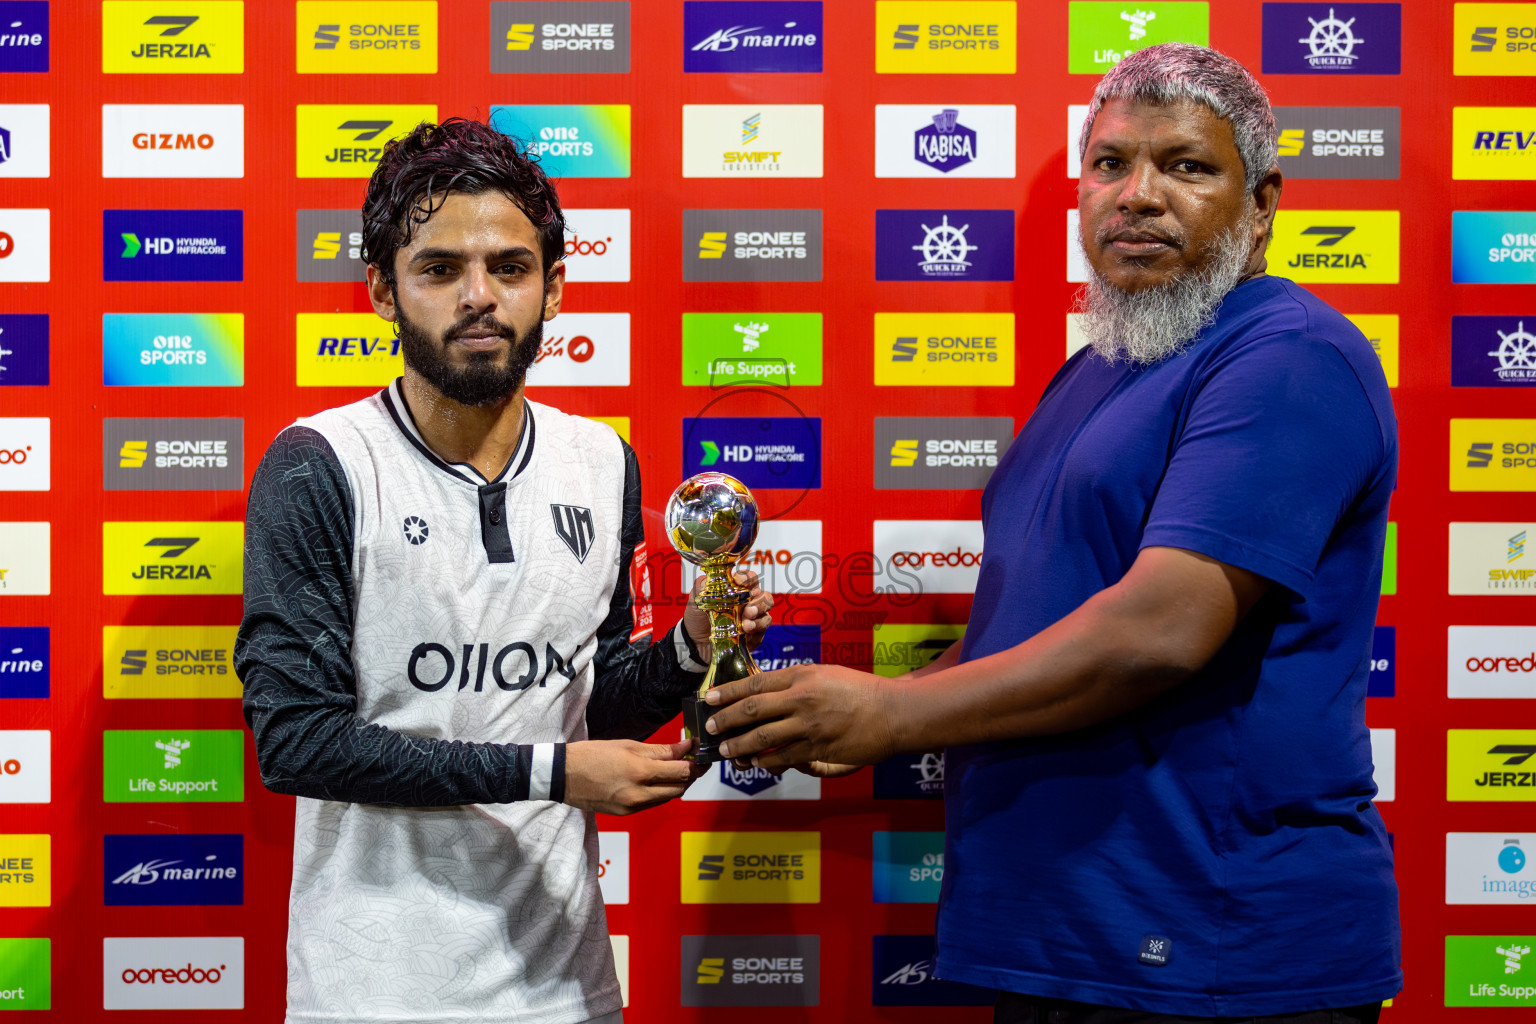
[703,44,1400,1023]
[236,118,770,1024]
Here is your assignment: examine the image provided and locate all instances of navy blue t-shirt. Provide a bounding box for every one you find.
[934,276,1401,1015]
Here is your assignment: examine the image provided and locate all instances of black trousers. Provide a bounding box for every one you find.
[994,992,1383,1024]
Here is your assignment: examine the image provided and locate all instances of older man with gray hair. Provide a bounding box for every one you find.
[703,42,1400,1023]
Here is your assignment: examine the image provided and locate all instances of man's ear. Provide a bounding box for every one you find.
[1251,167,1283,250]
[366,263,397,322]
[543,260,566,321]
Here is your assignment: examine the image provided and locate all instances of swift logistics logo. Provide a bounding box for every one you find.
[1454,211,1536,284]
[874,105,1016,178]
[102,936,244,1010]
[0,417,48,491]
[0,938,48,1009]
[875,209,1014,281]
[682,104,823,177]
[104,209,242,282]
[296,209,365,282]
[873,936,993,1006]
[0,1,48,72]
[681,935,818,1007]
[1066,1,1209,73]
[0,626,48,699]
[1449,730,1536,800]
[489,104,630,177]
[103,418,242,492]
[1446,935,1536,1006]
[0,208,49,282]
[1450,626,1536,699]
[685,0,820,72]
[103,313,243,387]
[0,834,47,906]
[681,832,820,903]
[102,1,244,73]
[296,1,436,73]
[0,523,48,595]
[102,521,243,596]
[1456,3,1536,76]
[103,729,244,803]
[492,1,630,73]
[1447,833,1536,904]
[103,625,240,699]
[295,313,400,387]
[871,520,985,595]
[0,104,50,177]
[0,314,47,386]
[0,730,50,802]
[875,1,1016,74]
[1273,106,1399,178]
[101,104,243,178]
[105,834,242,906]
[1450,522,1536,593]
[1261,3,1400,74]
[874,312,1015,386]
[295,104,437,178]
[1266,210,1400,283]
[872,832,945,903]
[1455,108,1536,180]
[682,417,821,490]
[1452,419,1536,491]
[684,209,822,282]
[875,417,1013,489]
[526,313,631,386]
[1454,316,1536,386]
[680,312,823,386]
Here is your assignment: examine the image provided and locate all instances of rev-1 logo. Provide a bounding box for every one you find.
[327,120,391,163]
[406,640,579,693]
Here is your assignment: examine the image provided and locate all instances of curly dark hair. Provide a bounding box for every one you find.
[360,117,566,287]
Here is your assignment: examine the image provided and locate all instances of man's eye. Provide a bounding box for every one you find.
[423,264,451,275]
[1096,157,1123,171]
[496,264,525,275]
[1173,160,1205,173]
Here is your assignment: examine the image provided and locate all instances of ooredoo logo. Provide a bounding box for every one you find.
[0,730,49,803]
[102,104,243,178]
[872,520,983,595]
[103,937,243,1009]
[0,208,48,282]
[0,417,47,491]
[562,208,630,282]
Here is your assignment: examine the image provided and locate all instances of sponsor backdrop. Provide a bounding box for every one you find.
[0,0,1528,1019]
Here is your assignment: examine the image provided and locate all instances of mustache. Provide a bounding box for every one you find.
[1093,219,1185,250]
[443,312,521,343]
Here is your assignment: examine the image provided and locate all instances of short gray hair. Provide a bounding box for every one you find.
[1078,43,1278,193]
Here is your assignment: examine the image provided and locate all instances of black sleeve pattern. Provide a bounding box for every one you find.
[585,438,708,740]
[236,427,556,806]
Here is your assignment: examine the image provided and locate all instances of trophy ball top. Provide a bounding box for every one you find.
[665,472,760,567]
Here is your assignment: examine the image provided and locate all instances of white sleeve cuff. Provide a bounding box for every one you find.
[672,620,709,674]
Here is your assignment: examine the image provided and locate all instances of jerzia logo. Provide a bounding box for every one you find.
[296,105,437,178]
[551,504,594,563]
[1450,730,1536,800]
[103,521,242,595]
[1269,210,1399,283]
[102,2,244,73]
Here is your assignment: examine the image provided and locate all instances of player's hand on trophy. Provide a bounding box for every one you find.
[683,568,774,659]
[562,738,705,815]
[704,664,897,771]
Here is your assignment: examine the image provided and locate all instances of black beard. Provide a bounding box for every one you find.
[398,307,541,407]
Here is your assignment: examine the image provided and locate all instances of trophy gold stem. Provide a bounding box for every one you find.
[683,563,760,761]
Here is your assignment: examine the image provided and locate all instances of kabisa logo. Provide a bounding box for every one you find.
[562,208,631,283]
[295,104,437,178]
[0,627,47,699]
[680,935,819,1007]
[103,729,244,804]
[680,831,820,903]
[104,209,242,282]
[1455,107,1536,181]
[1448,729,1536,800]
[102,104,243,179]
[102,521,243,596]
[102,2,244,73]
[876,0,1017,74]
[0,730,49,802]
[684,0,822,72]
[102,936,243,1010]
[526,312,631,386]
[1260,3,1401,74]
[1268,210,1400,283]
[1273,106,1400,179]
[103,625,240,700]
[683,416,821,490]
[684,209,822,282]
[1454,317,1536,386]
[296,209,365,282]
[489,104,630,178]
[0,522,50,596]
[1456,3,1536,76]
[682,104,824,178]
[105,834,242,906]
[874,313,1016,386]
[1454,212,1536,284]
[875,209,1014,281]
[103,418,243,492]
[0,2,48,73]
[296,1,437,74]
[1449,522,1536,594]
[0,104,51,177]
[875,105,1016,178]
[491,1,630,74]
[680,312,824,387]
[104,313,244,387]
[1450,626,1536,699]
[0,834,48,907]
[0,208,49,282]
[0,417,48,491]
[404,639,581,694]
[1445,934,1536,1006]
[872,831,944,903]
[873,935,994,1007]
[875,417,1013,490]
[1065,1,1210,72]
[0,314,47,386]
[295,312,401,387]
[872,519,985,596]
[1447,833,1536,905]
[1452,419,1536,491]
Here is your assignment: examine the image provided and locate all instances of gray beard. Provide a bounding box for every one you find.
[1077,223,1253,366]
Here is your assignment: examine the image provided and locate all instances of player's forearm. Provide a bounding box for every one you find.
[587,620,706,740]
[904,640,962,679]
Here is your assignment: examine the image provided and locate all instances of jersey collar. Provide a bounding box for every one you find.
[381,378,536,487]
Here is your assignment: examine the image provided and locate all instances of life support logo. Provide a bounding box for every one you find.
[680,311,824,387]
[1065,1,1210,73]
[103,937,244,1009]
[101,1,245,73]
[296,1,437,74]
[102,729,245,804]
[0,937,49,1010]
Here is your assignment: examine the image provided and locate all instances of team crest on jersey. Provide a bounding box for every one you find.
[550,504,595,563]
[402,516,429,545]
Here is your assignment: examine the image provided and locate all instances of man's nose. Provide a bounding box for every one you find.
[1116,159,1165,216]
[459,266,496,311]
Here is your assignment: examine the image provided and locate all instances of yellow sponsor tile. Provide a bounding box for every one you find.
[0,835,49,907]
[296,313,403,387]
[103,1,244,73]
[1451,419,1536,492]
[589,417,630,442]
[1453,107,1536,180]
[1346,314,1398,388]
[295,104,438,178]
[103,626,241,699]
[102,522,243,596]
[1455,4,1536,76]
[680,831,820,904]
[296,2,438,74]
[875,313,1015,386]
[1448,729,1536,800]
[875,1,1017,74]
[1270,211,1399,284]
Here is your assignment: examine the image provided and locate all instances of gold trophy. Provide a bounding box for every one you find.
[665,472,762,763]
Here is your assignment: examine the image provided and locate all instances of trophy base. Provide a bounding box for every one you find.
[682,696,726,764]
